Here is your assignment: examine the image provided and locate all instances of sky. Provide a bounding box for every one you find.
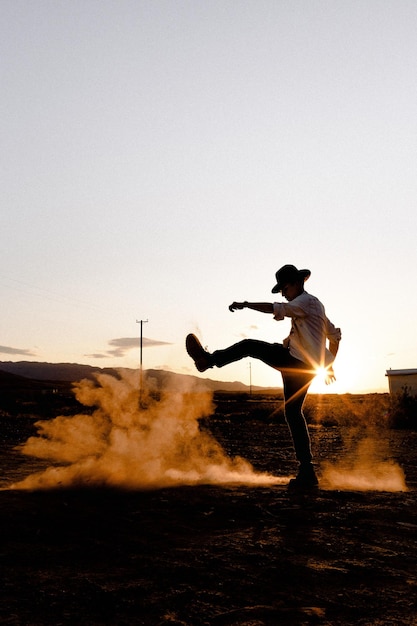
[2,0,417,394]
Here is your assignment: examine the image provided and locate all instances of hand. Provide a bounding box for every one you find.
[325,366,336,385]
[229,301,245,312]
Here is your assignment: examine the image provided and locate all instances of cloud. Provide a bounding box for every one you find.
[0,345,36,356]
[88,337,172,359]
[107,337,141,357]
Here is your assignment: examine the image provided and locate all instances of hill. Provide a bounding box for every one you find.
[0,361,274,393]
[0,369,51,391]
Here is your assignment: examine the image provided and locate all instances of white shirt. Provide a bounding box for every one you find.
[273,291,341,369]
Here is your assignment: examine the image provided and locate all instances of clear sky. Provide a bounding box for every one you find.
[2,0,417,394]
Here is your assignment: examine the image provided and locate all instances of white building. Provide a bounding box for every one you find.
[386,369,417,396]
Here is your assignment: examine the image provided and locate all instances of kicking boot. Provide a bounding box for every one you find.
[186,334,213,372]
[288,463,319,491]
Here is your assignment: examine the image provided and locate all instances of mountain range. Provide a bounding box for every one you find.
[0,361,275,393]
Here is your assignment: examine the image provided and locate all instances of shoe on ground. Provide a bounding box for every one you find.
[186,334,212,372]
[288,464,319,491]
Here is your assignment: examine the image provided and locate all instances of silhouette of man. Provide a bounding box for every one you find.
[186,264,341,489]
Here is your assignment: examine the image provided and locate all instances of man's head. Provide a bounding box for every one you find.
[272,265,311,300]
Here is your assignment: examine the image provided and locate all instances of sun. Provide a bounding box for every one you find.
[315,366,328,380]
[315,366,329,383]
[310,365,333,394]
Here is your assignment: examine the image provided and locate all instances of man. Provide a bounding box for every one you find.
[186,264,341,490]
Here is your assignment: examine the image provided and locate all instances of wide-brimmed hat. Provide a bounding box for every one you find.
[272,264,311,293]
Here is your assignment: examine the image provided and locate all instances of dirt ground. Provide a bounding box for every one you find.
[1,415,417,625]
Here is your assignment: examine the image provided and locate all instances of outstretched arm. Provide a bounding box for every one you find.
[229,301,274,314]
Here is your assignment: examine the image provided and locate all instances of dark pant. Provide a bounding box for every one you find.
[212,339,315,466]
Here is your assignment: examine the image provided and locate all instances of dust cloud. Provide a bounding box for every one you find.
[320,436,407,492]
[11,371,282,491]
[316,396,408,492]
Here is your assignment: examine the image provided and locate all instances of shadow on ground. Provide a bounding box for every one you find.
[1,484,416,625]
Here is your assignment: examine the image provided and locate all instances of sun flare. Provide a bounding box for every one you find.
[310,365,333,394]
[315,366,328,381]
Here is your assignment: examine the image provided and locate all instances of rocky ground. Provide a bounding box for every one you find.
[1,408,416,625]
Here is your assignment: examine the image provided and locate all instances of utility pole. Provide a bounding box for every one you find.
[248,361,252,396]
[136,319,148,407]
